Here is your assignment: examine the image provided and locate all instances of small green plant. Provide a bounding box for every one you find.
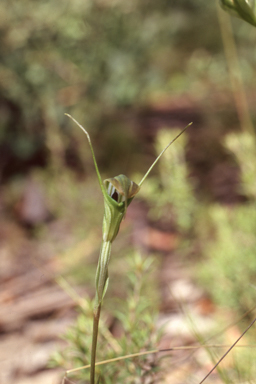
[136,126,256,382]
[138,128,197,233]
[225,132,256,199]
[63,115,190,383]
[197,131,256,320]
[197,203,256,314]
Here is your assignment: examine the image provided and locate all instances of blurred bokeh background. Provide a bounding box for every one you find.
[1,1,256,383]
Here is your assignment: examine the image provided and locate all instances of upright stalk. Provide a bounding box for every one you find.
[90,241,111,384]
[90,305,101,384]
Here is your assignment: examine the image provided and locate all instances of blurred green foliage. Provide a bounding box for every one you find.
[137,129,197,232]
[2,0,256,181]
[141,127,256,380]
[198,203,256,313]
[197,132,256,319]
[225,132,256,199]
[0,0,219,177]
[134,125,256,327]
[0,0,217,113]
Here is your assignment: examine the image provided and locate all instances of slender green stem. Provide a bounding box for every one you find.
[90,241,112,384]
[90,305,101,384]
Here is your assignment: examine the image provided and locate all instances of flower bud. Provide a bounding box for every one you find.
[220,0,256,27]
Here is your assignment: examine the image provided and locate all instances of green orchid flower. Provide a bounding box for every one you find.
[220,0,256,27]
[66,114,191,384]
[103,175,140,242]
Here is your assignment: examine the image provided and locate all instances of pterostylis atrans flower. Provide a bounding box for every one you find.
[220,0,256,27]
[66,114,191,384]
